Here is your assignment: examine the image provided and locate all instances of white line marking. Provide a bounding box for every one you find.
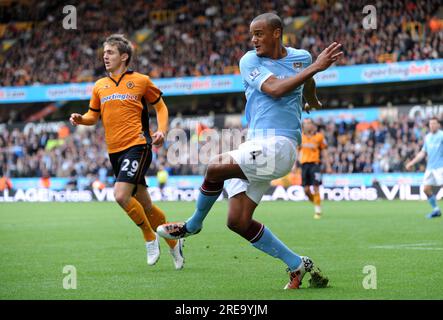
[370,242,443,251]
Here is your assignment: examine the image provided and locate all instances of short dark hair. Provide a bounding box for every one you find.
[252,13,283,38]
[429,116,441,126]
[103,34,133,66]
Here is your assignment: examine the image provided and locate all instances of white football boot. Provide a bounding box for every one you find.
[169,238,185,270]
[146,233,160,266]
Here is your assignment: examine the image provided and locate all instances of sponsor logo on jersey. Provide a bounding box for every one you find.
[100,93,139,103]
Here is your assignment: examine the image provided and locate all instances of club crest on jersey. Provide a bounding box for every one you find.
[126,81,135,89]
[249,68,261,81]
[293,62,302,71]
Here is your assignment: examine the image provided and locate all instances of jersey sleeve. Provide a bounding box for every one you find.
[143,76,163,105]
[239,52,273,92]
[299,49,312,68]
[89,84,101,112]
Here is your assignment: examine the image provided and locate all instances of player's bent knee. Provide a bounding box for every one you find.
[226,217,250,235]
[114,191,131,208]
[206,163,223,182]
[424,186,433,196]
[226,220,242,234]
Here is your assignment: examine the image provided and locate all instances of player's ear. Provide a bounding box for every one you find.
[121,53,129,64]
[274,27,282,40]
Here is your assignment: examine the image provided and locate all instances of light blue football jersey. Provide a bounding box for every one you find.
[239,47,312,145]
[422,129,443,170]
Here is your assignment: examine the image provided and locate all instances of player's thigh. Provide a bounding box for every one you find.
[207,152,247,181]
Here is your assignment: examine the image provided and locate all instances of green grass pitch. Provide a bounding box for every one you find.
[0,200,442,300]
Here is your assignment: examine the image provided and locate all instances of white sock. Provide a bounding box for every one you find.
[315,205,321,214]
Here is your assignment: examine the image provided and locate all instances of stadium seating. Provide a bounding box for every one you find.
[0,114,431,179]
[1,0,442,86]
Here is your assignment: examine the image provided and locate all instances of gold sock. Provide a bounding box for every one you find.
[313,192,321,206]
[124,197,156,242]
[313,192,321,214]
[306,192,314,202]
[145,205,177,249]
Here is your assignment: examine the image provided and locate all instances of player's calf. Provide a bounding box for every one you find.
[226,218,263,241]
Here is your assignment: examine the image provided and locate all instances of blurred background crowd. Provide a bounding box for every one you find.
[1,0,442,86]
[0,114,433,185]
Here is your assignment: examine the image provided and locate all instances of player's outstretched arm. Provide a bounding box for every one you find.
[262,42,343,98]
[405,150,426,170]
[69,109,99,126]
[151,98,169,147]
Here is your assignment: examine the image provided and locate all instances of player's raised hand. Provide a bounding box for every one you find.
[70,113,83,126]
[313,42,343,72]
[152,131,165,147]
[304,100,322,114]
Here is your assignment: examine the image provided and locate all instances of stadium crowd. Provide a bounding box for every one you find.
[315,114,428,174]
[1,0,442,86]
[0,114,434,186]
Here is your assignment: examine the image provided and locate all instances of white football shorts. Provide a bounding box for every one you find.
[226,136,297,204]
[423,167,443,186]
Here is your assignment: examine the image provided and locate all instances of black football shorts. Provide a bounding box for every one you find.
[301,162,322,186]
[109,144,152,189]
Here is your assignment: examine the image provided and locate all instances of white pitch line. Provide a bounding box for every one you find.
[370,242,443,251]
[403,247,443,251]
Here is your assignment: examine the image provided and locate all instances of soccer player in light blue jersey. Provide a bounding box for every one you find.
[158,13,342,289]
[406,117,443,219]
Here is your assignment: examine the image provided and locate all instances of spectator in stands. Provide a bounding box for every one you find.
[1,0,442,86]
[0,174,13,192]
[39,169,51,189]
[66,170,78,190]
